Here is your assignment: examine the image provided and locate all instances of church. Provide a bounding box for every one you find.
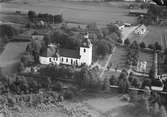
[39,34,93,66]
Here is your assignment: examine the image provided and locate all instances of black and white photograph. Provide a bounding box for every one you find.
[0,0,167,117]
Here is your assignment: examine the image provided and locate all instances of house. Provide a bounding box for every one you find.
[39,34,92,66]
[134,24,147,35]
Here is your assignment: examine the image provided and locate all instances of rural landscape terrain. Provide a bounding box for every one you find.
[1,0,167,117]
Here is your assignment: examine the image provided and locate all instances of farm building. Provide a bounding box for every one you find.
[134,24,147,35]
[39,34,92,66]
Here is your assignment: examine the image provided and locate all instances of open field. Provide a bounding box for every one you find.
[0,42,29,75]
[0,0,136,26]
[128,26,167,49]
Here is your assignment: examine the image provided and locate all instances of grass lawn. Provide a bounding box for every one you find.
[109,46,128,71]
[0,42,29,75]
[128,26,167,49]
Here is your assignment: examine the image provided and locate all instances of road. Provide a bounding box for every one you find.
[121,26,138,44]
[100,47,116,78]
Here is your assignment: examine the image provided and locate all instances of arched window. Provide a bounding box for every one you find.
[49,58,52,62]
[84,49,86,52]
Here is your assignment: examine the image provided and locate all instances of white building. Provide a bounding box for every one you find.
[134,24,147,35]
[137,61,147,72]
[39,34,92,66]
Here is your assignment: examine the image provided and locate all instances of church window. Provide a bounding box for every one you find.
[49,58,52,62]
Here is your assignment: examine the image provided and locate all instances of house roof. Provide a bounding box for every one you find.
[59,48,80,59]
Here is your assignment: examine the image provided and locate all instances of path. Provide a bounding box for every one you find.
[121,26,138,44]
[100,47,116,78]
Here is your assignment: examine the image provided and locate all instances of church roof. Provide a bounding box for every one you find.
[40,46,80,59]
[59,48,80,59]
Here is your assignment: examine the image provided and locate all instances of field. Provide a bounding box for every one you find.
[0,42,29,75]
[128,26,167,49]
[0,0,136,26]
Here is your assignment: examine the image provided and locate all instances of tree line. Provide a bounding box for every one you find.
[28,10,63,23]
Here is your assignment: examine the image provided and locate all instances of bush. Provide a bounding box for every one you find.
[96,40,112,57]
[0,24,18,38]
[109,75,117,85]
[53,81,63,92]
[124,38,130,46]
[102,77,110,90]
[148,44,154,50]
[63,89,74,99]
[154,42,162,50]
[117,38,122,44]
[140,42,146,48]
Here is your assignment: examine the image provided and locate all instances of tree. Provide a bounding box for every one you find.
[154,42,162,50]
[124,38,130,46]
[149,67,155,80]
[28,11,36,22]
[107,23,121,39]
[117,38,123,44]
[140,42,146,48]
[164,56,167,64]
[96,40,112,57]
[0,24,18,38]
[148,44,154,50]
[103,77,110,91]
[53,81,63,92]
[17,62,25,73]
[74,65,101,91]
[130,41,139,50]
[118,69,130,93]
[164,48,167,55]
[109,75,117,85]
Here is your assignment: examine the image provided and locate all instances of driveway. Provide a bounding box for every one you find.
[121,26,138,44]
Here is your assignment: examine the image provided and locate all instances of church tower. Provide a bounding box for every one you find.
[79,33,92,66]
